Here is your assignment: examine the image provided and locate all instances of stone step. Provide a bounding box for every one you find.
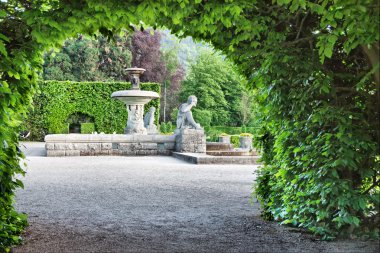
[206,150,251,156]
[206,142,234,151]
[172,152,260,165]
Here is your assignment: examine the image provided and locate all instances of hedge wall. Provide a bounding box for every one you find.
[25,81,160,140]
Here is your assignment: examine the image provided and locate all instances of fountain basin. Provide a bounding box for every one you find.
[111,89,159,135]
[111,90,159,104]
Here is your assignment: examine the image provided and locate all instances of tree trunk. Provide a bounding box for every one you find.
[361,42,379,85]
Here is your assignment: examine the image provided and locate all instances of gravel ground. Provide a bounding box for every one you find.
[13,143,379,253]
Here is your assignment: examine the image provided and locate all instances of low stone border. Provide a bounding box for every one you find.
[45,134,176,156]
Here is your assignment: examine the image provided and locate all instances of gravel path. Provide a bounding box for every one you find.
[13,143,379,252]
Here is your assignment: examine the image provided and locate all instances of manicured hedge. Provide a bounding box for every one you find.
[80,123,95,134]
[25,81,160,140]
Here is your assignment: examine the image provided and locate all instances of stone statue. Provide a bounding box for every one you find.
[176,95,202,130]
[144,107,158,134]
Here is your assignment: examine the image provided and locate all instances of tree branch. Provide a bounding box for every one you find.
[296,11,309,40]
[364,179,380,194]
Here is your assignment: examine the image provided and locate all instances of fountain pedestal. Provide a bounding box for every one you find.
[126,104,146,134]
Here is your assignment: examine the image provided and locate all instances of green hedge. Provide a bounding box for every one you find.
[25,81,160,140]
[81,123,95,134]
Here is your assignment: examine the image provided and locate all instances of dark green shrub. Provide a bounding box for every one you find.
[24,81,160,140]
[80,123,95,134]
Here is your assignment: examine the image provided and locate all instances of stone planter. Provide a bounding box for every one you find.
[218,135,230,144]
[239,136,252,150]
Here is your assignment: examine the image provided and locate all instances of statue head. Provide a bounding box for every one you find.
[187,95,197,106]
[149,107,156,113]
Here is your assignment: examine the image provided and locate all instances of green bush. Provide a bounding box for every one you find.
[160,122,174,134]
[230,135,239,148]
[25,81,160,140]
[80,123,95,134]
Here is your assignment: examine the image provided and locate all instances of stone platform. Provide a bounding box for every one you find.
[172,152,260,165]
[205,142,259,156]
[45,134,175,156]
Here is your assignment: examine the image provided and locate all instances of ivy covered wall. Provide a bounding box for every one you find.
[25,81,160,141]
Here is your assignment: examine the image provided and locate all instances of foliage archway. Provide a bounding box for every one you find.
[1,0,379,248]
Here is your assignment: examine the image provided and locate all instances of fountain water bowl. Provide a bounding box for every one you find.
[111,68,159,135]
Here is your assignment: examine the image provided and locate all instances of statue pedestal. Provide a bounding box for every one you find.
[175,128,206,153]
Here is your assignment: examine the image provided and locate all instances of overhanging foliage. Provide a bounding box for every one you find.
[0,0,379,249]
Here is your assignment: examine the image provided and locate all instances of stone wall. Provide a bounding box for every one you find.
[45,134,175,156]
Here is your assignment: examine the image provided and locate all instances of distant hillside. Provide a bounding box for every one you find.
[160,29,211,71]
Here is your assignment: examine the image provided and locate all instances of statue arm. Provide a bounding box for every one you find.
[184,111,199,129]
[179,104,193,113]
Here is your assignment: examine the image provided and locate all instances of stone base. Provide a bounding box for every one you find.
[175,128,206,153]
[45,134,175,157]
[146,125,158,135]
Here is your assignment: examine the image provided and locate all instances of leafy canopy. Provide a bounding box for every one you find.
[0,0,379,249]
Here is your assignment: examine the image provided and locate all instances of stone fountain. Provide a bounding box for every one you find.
[111,68,159,135]
[44,67,207,158]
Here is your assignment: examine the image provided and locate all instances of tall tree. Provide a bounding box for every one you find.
[164,65,185,122]
[180,49,249,126]
[130,29,167,83]
[43,35,132,81]
[130,29,186,121]
[160,42,185,122]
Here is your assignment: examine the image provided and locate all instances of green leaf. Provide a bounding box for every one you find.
[331,170,339,178]
[334,11,343,19]
[0,41,7,57]
[0,10,6,18]
[0,33,10,42]
[352,217,360,226]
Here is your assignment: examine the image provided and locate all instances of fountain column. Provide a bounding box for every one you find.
[126,104,146,134]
